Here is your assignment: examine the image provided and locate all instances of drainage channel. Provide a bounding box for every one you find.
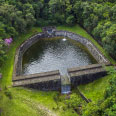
[61,72,71,94]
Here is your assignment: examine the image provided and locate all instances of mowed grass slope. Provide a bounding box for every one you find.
[0,27,42,88]
[0,25,113,116]
[0,26,78,116]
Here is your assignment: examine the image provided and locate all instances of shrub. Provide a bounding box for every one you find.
[66,15,75,26]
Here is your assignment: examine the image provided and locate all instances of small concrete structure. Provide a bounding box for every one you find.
[42,26,56,35]
[12,26,111,93]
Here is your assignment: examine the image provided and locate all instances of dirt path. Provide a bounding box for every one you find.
[21,97,57,116]
[37,104,57,116]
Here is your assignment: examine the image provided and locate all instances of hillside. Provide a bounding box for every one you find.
[0,0,116,116]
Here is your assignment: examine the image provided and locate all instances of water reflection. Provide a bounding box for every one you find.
[22,37,96,75]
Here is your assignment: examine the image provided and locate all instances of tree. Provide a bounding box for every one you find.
[0,39,6,67]
[110,4,116,21]
[0,22,7,38]
[66,15,75,26]
[33,1,43,19]
[73,1,83,23]
[82,102,100,116]
[92,22,104,39]
[103,24,116,58]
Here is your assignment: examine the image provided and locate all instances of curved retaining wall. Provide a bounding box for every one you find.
[13,33,46,77]
[54,31,108,63]
[13,28,110,91]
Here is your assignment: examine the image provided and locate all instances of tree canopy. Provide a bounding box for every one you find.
[0,0,116,115]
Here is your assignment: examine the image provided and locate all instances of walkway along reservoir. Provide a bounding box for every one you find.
[13,27,111,94]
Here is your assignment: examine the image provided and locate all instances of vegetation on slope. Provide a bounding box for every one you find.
[81,67,116,116]
[0,24,115,116]
[0,26,82,116]
[0,0,116,67]
[0,0,116,115]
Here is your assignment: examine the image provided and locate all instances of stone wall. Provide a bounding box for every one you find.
[68,63,111,88]
[23,79,61,91]
[13,30,109,78]
[13,33,46,78]
[13,70,61,91]
[54,31,109,63]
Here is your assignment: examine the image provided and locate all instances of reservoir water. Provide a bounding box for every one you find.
[22,37,96,75]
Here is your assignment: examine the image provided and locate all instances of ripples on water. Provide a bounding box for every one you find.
[22,37,96,75]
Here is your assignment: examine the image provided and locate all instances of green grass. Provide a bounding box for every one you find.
[0,27,54,116]
[0,25,114,116]
[0,26,79,116]
[0,87,58,116]
[0,27,42,88]
[0,87,78,116]
[78,75,110,102]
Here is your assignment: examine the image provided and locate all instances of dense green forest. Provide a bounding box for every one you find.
[0,0,116,116]
[0,0,116,67]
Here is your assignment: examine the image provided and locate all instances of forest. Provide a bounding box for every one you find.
[0,0,116,67]
[0,0,116,116]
